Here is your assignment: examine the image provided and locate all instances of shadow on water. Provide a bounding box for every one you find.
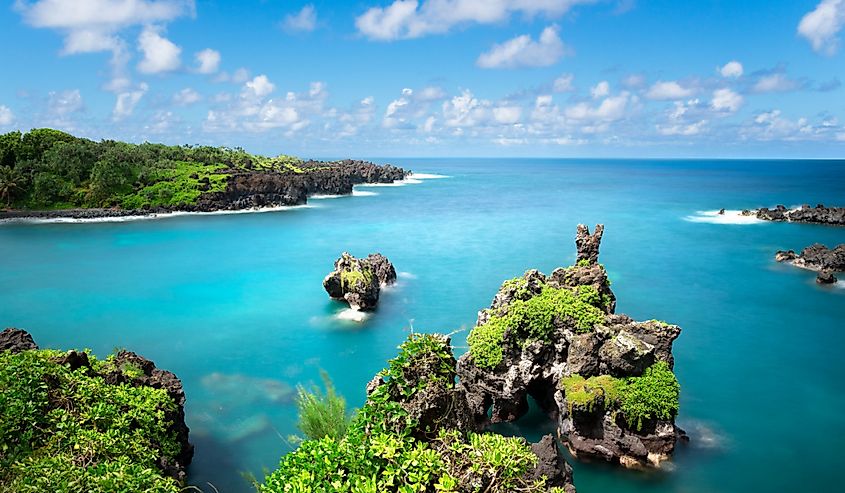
[188,433,257,493]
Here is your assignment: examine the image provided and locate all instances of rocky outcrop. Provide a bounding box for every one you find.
[323,252,397,310]
[741,204,845,226]
[776,243,845,285]
[0,327,38,352]
[457,225,683,469]
[0,160,408,220]
[0,329,193,482]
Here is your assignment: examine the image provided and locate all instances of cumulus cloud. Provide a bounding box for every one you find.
[48,89,84,115]
[553,73,575,92]
[355,0,596,40]
[16,0,194,86]
[0,106,14,125]
[711,88,742,113]
[564,92,631,122]
[645,81,695,100]
[590,80,609,99]
[719,60,743,78]
[113,83,148,121]
[752,73,800,93]
[283,4,317,33]
[492,106,522,124]
[194,48,220,74]
[798,0,845,54]
[173,87,201,106]
[656,98,707,136]
[244,75,275,98]
[477,25,566,69]
[137,26,181,73]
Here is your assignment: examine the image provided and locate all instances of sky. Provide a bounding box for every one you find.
[1,0,844,158]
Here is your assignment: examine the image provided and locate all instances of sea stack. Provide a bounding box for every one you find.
[456,225,683,469]
[323,252,397,310]
[775,243,844,285]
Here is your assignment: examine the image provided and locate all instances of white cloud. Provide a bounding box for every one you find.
[244,75,275,98]
[442,89,490,127]
[477,25,566,69]
[658,120,706,136]
[590,80,609,99]
[0,106,13,125]
[16,0,194,86]
[48,89,84,115]
[137,26,181,74]
[645,81,695,100]
[417,86,446,101]
[552,73,575,92]
[173,87,201,106]
[113,83,148,121]
[798,0,845,54]
[621,74,645,89]
[283,4,317,33]
[656,98,707,136]
[194,48,220,74]
[356,0,596,40]
[711,88,743,113]
[564,92,631,122]
[752,73,799,93]
[719,60,743,78]
[492,106,522,124]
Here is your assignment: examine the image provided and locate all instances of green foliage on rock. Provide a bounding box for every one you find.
[0,128,300,210]
[0,349,183,492]
[468,279,606,369]
[261,334,562,493]
[341,268,374,290]
[561,361,680,431]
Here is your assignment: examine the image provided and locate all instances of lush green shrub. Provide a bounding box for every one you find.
[340,268,374,290]
[0,349,183,493]
[294,371,352,441]
[468,280,606,369]
[560,374,625,412]
[261,334,564,493]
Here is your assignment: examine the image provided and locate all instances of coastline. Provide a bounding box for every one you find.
[0,173,446,225]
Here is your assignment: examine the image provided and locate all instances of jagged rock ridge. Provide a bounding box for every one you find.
[776,243,845,284]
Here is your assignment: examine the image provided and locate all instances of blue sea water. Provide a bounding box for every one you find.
[1,158,844,493]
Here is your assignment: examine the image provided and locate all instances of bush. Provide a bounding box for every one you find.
[0,349,183,492]
[294,371,351,441]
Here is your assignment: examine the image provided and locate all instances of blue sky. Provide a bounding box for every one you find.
[1,0,844,158]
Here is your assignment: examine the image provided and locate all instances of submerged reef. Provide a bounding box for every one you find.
[323,252,397,310]
[261,333,576,493]
[740,204,845,226]
[0,328,193,492]
[457,225,683,469]
[776,243,845,284]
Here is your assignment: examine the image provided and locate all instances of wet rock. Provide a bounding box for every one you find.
[323,252,396,310]
[0,328,38,353]
[777,243,845,276]
[817,270,838,284]
[751,204,845,226]
[527,434,576,492]
[775,250,797,262]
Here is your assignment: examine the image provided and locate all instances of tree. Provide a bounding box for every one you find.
[0,165,23,207]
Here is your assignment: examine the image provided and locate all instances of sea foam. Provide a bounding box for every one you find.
[683,210,765,225]
[335,308,368,323]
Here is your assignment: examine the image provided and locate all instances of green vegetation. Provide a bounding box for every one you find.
[294,371,352,441]
[261,334,565,493]
[0,349,183,492]
[468,277,606,369]
[341,268,374,289]
[576,258,592,267]
[0,128,303,210]
[560,361,680,431]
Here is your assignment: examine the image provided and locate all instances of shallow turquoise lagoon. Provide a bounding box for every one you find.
[1,159,844,492]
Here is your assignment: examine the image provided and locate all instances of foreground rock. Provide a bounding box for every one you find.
[740,204,845,226]
[323,252,397,310]
[0,329,193,490]
[457,225,683,469]
[0,160,408,220]
[776,243,845,284]
[262,333,576,492]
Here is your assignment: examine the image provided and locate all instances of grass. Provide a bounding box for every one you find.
[340,268,374,289]
[294,371,351,441]
[121,161,228,209]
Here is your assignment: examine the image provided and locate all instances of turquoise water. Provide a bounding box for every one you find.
[1,159,844,492]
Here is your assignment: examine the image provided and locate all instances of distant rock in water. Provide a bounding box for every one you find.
[323,252,397,310]
[740,204,845,226]
[457,224,683,469]
[776,243,844,285]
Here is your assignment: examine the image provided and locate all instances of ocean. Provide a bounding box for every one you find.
[1,158,844,492]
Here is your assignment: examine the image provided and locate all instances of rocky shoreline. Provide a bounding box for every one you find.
[0,159,408,221]
[776,244,845,284]
[740,204,845,226]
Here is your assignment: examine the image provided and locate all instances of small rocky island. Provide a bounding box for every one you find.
[776,243,845,284]
[740,204,845,226]
[0,328,193,492]
[323,252,397,310]
[457,224,683,468]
